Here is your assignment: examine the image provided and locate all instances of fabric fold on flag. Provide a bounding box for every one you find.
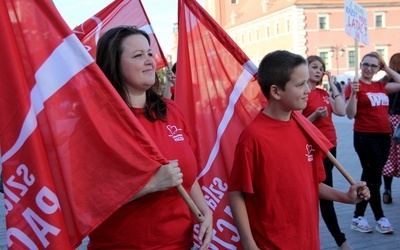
[1,0,167,249]
[72,0,168,70]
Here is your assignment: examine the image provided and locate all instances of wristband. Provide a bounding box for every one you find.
[334,94,341,98]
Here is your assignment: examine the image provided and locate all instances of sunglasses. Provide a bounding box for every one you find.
[361,62,379,69]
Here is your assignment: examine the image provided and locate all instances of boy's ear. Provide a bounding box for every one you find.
[270,85,282,100]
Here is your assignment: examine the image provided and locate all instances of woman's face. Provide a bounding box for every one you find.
[360,56,380,80]
[308,60,324,84]
[120,34,156,94]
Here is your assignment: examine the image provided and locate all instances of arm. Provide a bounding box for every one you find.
[345,81,359,119]
[229,191,260,250]
[326,73,345,116]
[189,181,213,250]
[126,160,183,202]
[318,181,370,204]
[383,65,400,94]
[163,69,176,99]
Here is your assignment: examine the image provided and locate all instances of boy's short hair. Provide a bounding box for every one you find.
[257,50,307,99]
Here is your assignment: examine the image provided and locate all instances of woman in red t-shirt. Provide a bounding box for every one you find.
[345,52,400,235]
[302,56,349,249]
[88,26,213,250]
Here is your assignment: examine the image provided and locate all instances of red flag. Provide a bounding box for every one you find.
[292,111,333,154]
[72,0,168,70]
[176,0,266,248]
[176,0,334,249]
[0,0,167,249]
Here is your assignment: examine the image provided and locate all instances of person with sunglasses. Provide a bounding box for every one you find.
[345,52,400,234]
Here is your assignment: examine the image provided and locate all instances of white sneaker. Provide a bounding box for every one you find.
[375,217,394,234]
[351,216,372,233]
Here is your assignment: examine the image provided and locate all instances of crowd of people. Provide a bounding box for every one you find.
[83,26,399,249]
[2,24,398,249]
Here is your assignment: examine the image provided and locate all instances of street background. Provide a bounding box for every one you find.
[0,115,399,249]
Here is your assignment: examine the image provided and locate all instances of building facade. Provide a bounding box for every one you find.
[203,0,400,83]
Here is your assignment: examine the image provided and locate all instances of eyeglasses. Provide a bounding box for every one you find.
[361,62,379,69]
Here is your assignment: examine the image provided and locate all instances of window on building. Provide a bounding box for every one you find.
[376,46,388,62]
[266,26,270,38]
[319,52,330,69]
[375,12,385,28]
[318,15,328,30]
[248,31,251,42]
[286,20,291,32]
[231,0,238,4]
[275,23,279,35]
[348,51,355,68]
[256,29,259,40]
[240,33,244,44]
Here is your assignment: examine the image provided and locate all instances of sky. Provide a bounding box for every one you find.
[53,0,204,52]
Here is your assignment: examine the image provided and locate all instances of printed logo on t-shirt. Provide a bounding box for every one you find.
[366,92,389,107]
[323,96,330,104]
[305,144,315,162]
[166,125,184,142]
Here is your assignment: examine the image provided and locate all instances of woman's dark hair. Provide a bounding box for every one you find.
[96,25,166,121]
[307,55,326,86]
[258,50,306,99]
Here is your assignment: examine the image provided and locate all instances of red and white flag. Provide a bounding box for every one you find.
[176,0,266,248]
[0,0,167,249]
[72,0,168,70]
[176,1,333,249]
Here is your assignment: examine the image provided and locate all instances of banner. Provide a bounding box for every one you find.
[345,0,369,45]
[0,0,167,248]
[72,0,168,69]
[176,0,266,248]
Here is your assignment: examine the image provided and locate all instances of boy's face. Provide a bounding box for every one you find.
[278,64,310,111]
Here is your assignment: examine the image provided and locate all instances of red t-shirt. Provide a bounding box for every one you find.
[88,99,198,249]
[345,80,391,133]
[229,112,326,250]
[302,88,337,146]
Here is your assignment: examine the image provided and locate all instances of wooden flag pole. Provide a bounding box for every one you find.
[176,185,205,223]
[326,152,356,185]
[354,39,359,82]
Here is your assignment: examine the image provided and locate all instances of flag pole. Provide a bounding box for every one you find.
[326,152,356,185]
[176,185,205,223]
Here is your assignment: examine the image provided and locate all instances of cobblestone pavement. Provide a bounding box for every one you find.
[1,115,399,249]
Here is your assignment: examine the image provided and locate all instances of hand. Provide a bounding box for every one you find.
[350,81,359,95]
[348,181,370,203]
[197,211,213,250]
[166,69,176,85]
[152,160,183,192]
[314,106,328,118]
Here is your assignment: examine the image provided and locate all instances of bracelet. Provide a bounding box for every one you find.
[334,94,341,98]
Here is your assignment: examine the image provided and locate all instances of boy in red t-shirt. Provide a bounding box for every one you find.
[228,50,370,250]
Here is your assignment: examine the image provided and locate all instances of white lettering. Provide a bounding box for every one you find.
[7,227,39,250]
[367,92,389,106]
[22,207,61,247]
[36,186,60,214]
[17,164,35,186]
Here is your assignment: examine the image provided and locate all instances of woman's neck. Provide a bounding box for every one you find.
[128,92,147,108]
[359,76,372,84]
[308,81,317,90]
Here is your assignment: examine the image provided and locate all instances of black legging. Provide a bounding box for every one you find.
[353,131,391,221]
[320,147,346,247]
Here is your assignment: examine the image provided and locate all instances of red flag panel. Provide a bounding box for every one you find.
[0,0,166,248]
[177,0,266,249]
[72,0,168,70]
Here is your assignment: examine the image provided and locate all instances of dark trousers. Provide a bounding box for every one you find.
[353,131,391,221]
[320,147,346,247]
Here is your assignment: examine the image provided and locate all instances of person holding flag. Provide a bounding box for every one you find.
[229,50,370,250]
[88,26,213,249]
